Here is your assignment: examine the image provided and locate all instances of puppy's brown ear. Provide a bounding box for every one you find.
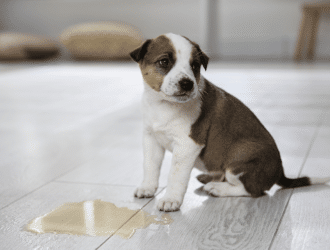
[195,44,209,71]
[199,49,209,71]
[130,39,152,63]
[183,36,209,70]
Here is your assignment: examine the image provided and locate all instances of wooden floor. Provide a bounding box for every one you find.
[1,61,330,250]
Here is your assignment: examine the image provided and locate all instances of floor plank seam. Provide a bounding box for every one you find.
[0,159,94,211]
[0,182,50,211]
[297,127,321,177]
[0,135,135,210]
[53,180,139,187]
[267,189,294,250]
[95,187,166,250]
[268,123,321,250]
[2,63,330,249]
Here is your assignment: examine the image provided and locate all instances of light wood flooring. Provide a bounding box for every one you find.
[1,61,330,250]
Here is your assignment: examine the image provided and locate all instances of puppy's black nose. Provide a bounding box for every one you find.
[179,78,194,91]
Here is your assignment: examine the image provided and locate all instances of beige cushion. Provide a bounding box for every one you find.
[0,32,59,60]
[60,21,144,60]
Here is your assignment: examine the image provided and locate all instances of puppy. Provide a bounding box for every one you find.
[130,33,329,212]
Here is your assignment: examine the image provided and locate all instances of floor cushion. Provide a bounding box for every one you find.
[60,21,144,60]
[0,32,59,60]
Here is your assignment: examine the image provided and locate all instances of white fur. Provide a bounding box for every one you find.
[160,33,199,103]
[310,177,330,185]
[203,171,250,197]
[134,34,206,211]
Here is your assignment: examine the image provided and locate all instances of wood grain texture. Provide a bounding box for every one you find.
[0,64,143,208]
[1,63,330,250]
[101,158,304,250]
[270,157,330,250]
[101,189,290,250]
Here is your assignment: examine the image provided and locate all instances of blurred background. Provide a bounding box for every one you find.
[0,0,329,62]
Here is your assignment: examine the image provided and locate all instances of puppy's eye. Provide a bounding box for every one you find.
[158,58,169,68]
[192,62,200,71]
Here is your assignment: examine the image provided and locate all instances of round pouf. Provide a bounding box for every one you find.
[60,21,144,60]
[0,32,59,60]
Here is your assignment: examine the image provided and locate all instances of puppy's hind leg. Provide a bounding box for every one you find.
[203,170,250,197]
[197,172,225,184]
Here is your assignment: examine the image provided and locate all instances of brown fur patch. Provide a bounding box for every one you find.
[190,79,284,197]
[189,46,203,84]
[197,173,225,184]
[183,36,209,71]
[181,36,209,85]
[138,35,177,92]
[130,34,313,198]
[140,64,164,91]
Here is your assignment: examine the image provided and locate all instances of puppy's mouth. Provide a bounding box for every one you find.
[173,93,188,97]
[168,92,192,103]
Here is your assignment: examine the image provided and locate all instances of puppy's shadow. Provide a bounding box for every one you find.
[194,182,330,198]
[194,185,209,196]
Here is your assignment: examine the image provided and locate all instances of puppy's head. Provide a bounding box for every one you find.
[130,33,209,103]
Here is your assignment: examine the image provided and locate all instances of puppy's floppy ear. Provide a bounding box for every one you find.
[195,44,209,71]
[183,36,209,71]
[130,39,152,63]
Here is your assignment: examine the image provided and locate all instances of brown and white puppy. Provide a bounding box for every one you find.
[130,33,329,212]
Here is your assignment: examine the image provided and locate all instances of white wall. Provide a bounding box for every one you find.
[220,0,330,60]
[0,0,329,60]
[0,0,202,41]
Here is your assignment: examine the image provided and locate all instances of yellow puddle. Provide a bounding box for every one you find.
[26,200,173,239]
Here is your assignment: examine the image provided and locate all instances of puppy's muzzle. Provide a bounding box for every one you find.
[179,78,194,92]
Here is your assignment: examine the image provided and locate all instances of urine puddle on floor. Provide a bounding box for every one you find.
[26,199,173,239]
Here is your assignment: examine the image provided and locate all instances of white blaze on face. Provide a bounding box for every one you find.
[161,33,197,99]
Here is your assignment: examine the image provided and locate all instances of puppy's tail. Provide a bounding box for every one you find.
[277,173,330,189]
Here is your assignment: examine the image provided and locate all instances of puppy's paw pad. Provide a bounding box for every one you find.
[134,186,157,198]
[157,198,181,212]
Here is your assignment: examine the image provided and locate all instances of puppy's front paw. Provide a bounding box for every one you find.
[134,186,157,198]
[157,197,182,212]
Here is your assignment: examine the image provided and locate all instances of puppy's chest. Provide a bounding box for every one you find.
[143,100,200,152]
